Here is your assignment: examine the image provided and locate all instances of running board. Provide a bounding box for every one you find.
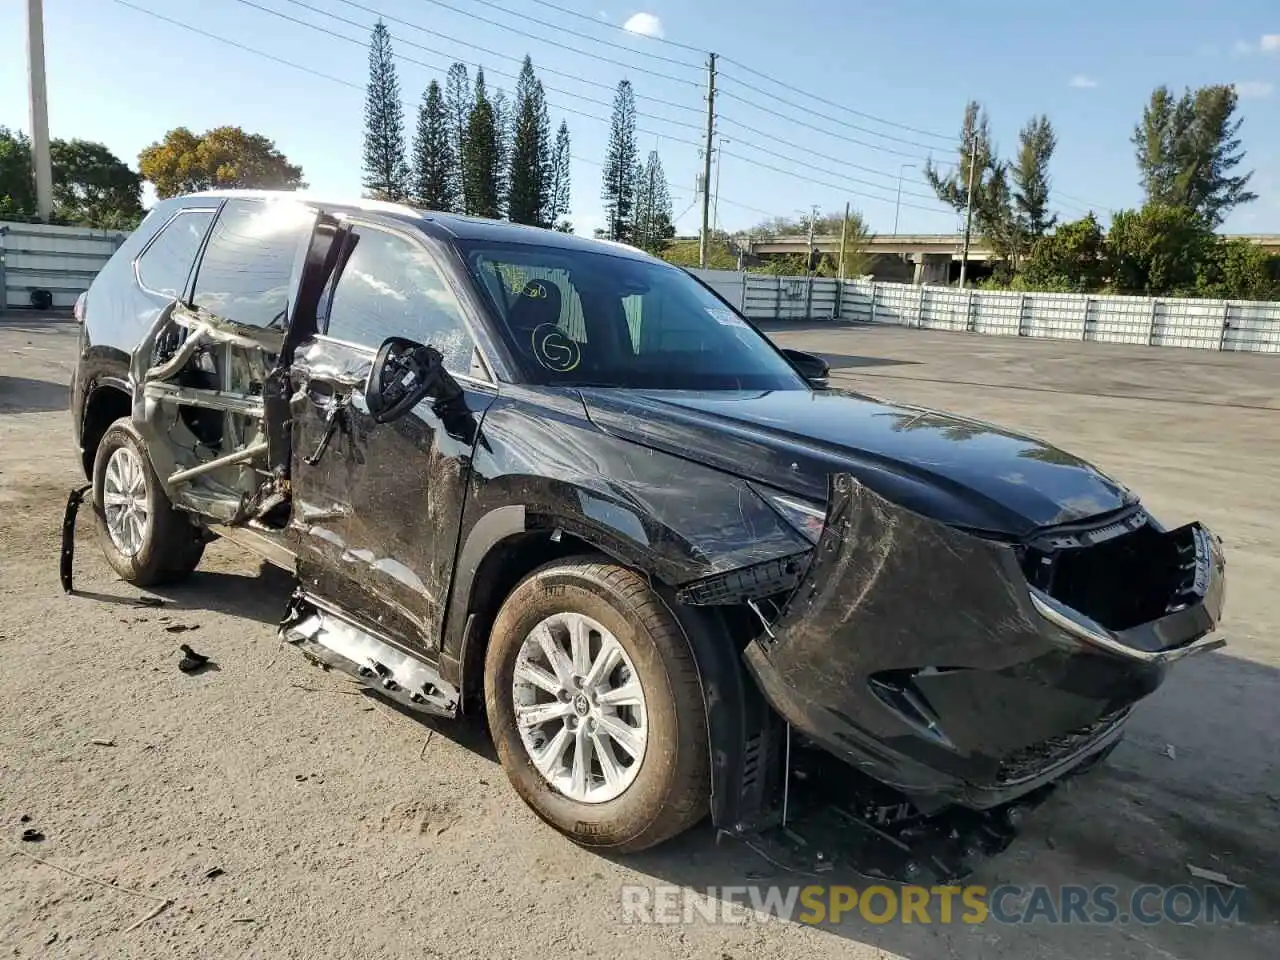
[207,522,296,572]
[280,593,458,718]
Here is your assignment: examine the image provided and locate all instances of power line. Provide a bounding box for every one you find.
[720,150,951,216]
[414,0,702,84]
[716,71,947,154]
[229,0,706,133]
[718,114,947,202]
[111,0,363,90]
[499,0,955,150]
[319,0,702,115]
[112,1,702,167]
[722,137,951,209]
[717,56,952,144]
[492,0,710,56]
[716,87,933,163]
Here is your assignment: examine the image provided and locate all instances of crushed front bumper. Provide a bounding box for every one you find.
[744,475,1226,810]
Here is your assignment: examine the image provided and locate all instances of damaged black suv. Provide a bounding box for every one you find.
[69,191,1226,858]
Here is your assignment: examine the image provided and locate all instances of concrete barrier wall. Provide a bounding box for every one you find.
[690,269,1280,354]
[0,221,128,311]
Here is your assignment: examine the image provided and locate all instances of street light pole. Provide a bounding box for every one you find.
[893,163,915,236]
[26,0,53,223]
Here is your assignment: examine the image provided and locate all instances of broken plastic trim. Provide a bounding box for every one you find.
[1029,586,1225,663]
[59,484,93,593]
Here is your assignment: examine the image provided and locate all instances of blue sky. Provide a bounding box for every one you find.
[2,0,1277,236]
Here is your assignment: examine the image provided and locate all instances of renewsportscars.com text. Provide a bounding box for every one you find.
[620,883,1246,926]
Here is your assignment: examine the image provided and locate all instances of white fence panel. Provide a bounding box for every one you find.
[918,287,970,332]
[1087,296,1151,345]
[1223,301,1280,353]
[0,221,127,310]
[690,268,745,311]
[1151,299,1224,350]
[970,290,1021,336]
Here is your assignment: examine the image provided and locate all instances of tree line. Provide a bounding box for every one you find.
[360,20,674,254]
[927,85,1279,300]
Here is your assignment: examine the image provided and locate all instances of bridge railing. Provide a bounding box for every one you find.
[689,270,1280,353]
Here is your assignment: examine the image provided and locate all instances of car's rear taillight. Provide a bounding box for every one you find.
[73,292,87,324]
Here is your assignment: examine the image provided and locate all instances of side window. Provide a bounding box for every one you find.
[192,199,312,327]
[135,210,215,298]
[325,228,477,372]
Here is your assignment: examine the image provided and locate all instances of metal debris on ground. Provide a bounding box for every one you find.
[177,643,212,673]
[204,866,225,880]
[1186,864,1244,887]
[164,623,199,634]
[21,828,45,842]
[58,484,92,594]
[1164,743,1178,760]
[90,738,116,747]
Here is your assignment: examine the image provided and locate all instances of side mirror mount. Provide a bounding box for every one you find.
[366,336,461,423]
[781,348,830,390]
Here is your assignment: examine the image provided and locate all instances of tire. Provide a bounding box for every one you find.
[92,417,205,587]
[484,557,710,853]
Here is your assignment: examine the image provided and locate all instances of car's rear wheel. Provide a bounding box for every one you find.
[484,558,710,852]
[93,418,205,586]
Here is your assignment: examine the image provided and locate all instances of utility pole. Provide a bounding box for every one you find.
[805,204,819,274]
[837,201,850,281]
[26,0,53,223]
[958,136,978,289]
[893,163,915,236]
[698,52,717,268]
[646,159,656,251]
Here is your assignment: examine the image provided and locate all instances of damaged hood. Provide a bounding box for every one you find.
[580,387,1134,536]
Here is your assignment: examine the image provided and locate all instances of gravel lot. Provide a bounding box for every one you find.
[2,315,1277,959]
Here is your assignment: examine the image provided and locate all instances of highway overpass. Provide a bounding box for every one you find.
[744,232,1280,283]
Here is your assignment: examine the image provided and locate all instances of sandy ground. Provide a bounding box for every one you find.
[1,314,1277,959]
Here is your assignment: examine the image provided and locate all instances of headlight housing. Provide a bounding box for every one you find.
[757,489,827,543]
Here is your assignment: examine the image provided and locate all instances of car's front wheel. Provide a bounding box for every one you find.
[484,558,710,852]
[92,418,205,586]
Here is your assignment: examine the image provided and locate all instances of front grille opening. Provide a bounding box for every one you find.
[1026,523,1185,631]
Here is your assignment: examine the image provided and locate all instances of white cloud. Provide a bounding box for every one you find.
[1068,74,1098,89]
[1234,39,1255,55]
[623,12,665,38]
[1261,34,1280,52]
[1236,80,1274,99]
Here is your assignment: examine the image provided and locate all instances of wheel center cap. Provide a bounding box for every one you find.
[572,693,591,716]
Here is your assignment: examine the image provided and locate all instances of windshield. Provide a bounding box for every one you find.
[458,240,807,391]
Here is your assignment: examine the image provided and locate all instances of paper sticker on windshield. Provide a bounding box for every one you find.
[707,306,746,327]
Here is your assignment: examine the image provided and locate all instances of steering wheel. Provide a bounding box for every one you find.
[368,338,442,423]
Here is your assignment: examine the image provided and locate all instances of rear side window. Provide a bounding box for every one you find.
[325,227,476,372]
[135,209,215,298]
[192,199,312,328]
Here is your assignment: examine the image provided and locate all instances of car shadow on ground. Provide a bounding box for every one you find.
[0,375,70,413]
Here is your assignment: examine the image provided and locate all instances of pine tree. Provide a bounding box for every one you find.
[601,80,638,242]
[444,63,471,213]
[1133,84,1256,228]
[1013,115,1057,238]
[547,120,572,230]
[462,69,500,218]
[361,20,410,201]
[412,80,456,211]
[633,150,674,254]
[491,87,512,217]
[508,56,552,226]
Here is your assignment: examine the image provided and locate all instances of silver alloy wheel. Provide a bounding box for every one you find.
[512,612,648,804]
[102,445,150,558]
